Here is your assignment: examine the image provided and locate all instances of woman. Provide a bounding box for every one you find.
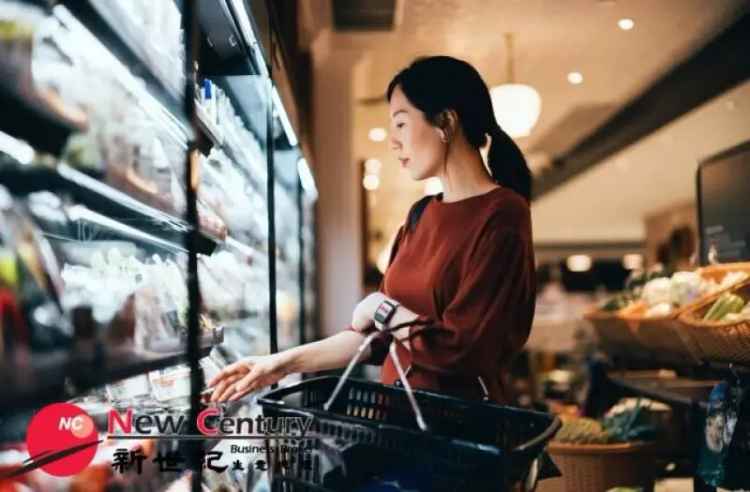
[209,56,536,404]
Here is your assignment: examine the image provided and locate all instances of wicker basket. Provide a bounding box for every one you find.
[538,441,658,492]
[584,303,645,357]
[619,263,750,364]
[678,278,750,364]
[620,303,700,365]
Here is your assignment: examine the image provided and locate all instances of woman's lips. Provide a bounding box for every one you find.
[399,158,409,168]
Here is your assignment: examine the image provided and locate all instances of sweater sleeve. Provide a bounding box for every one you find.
[344,225,406,365]
[407,225,536,376]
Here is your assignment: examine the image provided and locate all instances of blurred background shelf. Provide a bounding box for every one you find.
[0,163,218,254]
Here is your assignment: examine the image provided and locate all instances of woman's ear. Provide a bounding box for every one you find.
[436,110,458,143]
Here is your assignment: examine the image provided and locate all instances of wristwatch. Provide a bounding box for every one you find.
[374,299,399,329]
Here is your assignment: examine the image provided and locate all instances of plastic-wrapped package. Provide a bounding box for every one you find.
[88,0,185,97]
[0,1,38,85]
[199,250,268,317]
[0,187,70,354]
[61,247,146,324]
[198,149,264,238]
[698,380,749,488]
[2,1,88,131]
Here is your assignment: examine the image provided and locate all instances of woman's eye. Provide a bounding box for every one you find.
[396,123,405,129]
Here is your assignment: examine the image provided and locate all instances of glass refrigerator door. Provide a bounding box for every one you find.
[194,72,273,365]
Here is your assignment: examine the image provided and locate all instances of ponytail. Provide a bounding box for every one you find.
[488,124,532,201]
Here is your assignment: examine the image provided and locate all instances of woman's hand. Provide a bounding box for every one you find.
[207,352,291,402]
[350,292,387,332]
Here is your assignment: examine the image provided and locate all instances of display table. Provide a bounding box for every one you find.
[583,361,747,492]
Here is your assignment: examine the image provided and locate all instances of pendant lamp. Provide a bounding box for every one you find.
[490,33,541,138]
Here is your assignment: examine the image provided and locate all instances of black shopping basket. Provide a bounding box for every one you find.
[258,329,560,491]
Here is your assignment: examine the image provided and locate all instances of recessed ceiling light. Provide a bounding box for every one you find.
[368,127,387,142]
[567,72,584,85]
[618,18,635,30]
[364,158,382,174]
[567,255,592,273]
[363,174,380,191]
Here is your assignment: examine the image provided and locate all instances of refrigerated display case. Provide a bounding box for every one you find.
[0,1,315,490]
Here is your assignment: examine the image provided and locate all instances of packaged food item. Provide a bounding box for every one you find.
[149,364,191,404]
[148,357,218,405]
[697,380,747,488]
[105,373,151,407]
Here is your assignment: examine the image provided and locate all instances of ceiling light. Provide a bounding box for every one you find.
[622,254,644,270]
[423,177,443,195]
[566,255,592,272]
[567,72,584,85]
[490,33,541,138]
[618,18,635,30]
[364,158,382,174]
[368,127,387,142]
[363,174,380,191]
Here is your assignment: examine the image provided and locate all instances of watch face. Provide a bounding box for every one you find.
[375,301,395,324]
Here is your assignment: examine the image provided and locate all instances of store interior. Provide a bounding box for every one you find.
[2,0,750,491]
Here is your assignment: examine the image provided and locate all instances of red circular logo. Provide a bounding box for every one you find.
[26,403,99,476]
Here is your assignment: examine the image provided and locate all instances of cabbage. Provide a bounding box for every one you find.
[642,277,671,307]
[670,271,703,306]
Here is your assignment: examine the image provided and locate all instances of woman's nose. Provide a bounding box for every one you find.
[389,134,401,151]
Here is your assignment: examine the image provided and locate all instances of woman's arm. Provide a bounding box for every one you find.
[284,330,375,373]
[208,330,373,402]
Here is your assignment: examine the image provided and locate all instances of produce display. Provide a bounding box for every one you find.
[597,268,749,317]
[599,270,669,312]
[641,270,748,317]
[553,400,660,445]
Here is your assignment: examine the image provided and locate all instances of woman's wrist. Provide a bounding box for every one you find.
[273,348,298,375]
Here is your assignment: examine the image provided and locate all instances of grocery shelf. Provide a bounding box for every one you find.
[0,78,87,157]
[0,163,218,255]
[0,344,214,415]
[58,0,188,127]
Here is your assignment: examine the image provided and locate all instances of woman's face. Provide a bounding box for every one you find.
[388,85,444,181]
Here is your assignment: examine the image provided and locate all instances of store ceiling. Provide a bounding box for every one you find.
[300,0,749,256]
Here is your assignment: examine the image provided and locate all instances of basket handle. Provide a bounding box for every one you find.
[323,322,431,432]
